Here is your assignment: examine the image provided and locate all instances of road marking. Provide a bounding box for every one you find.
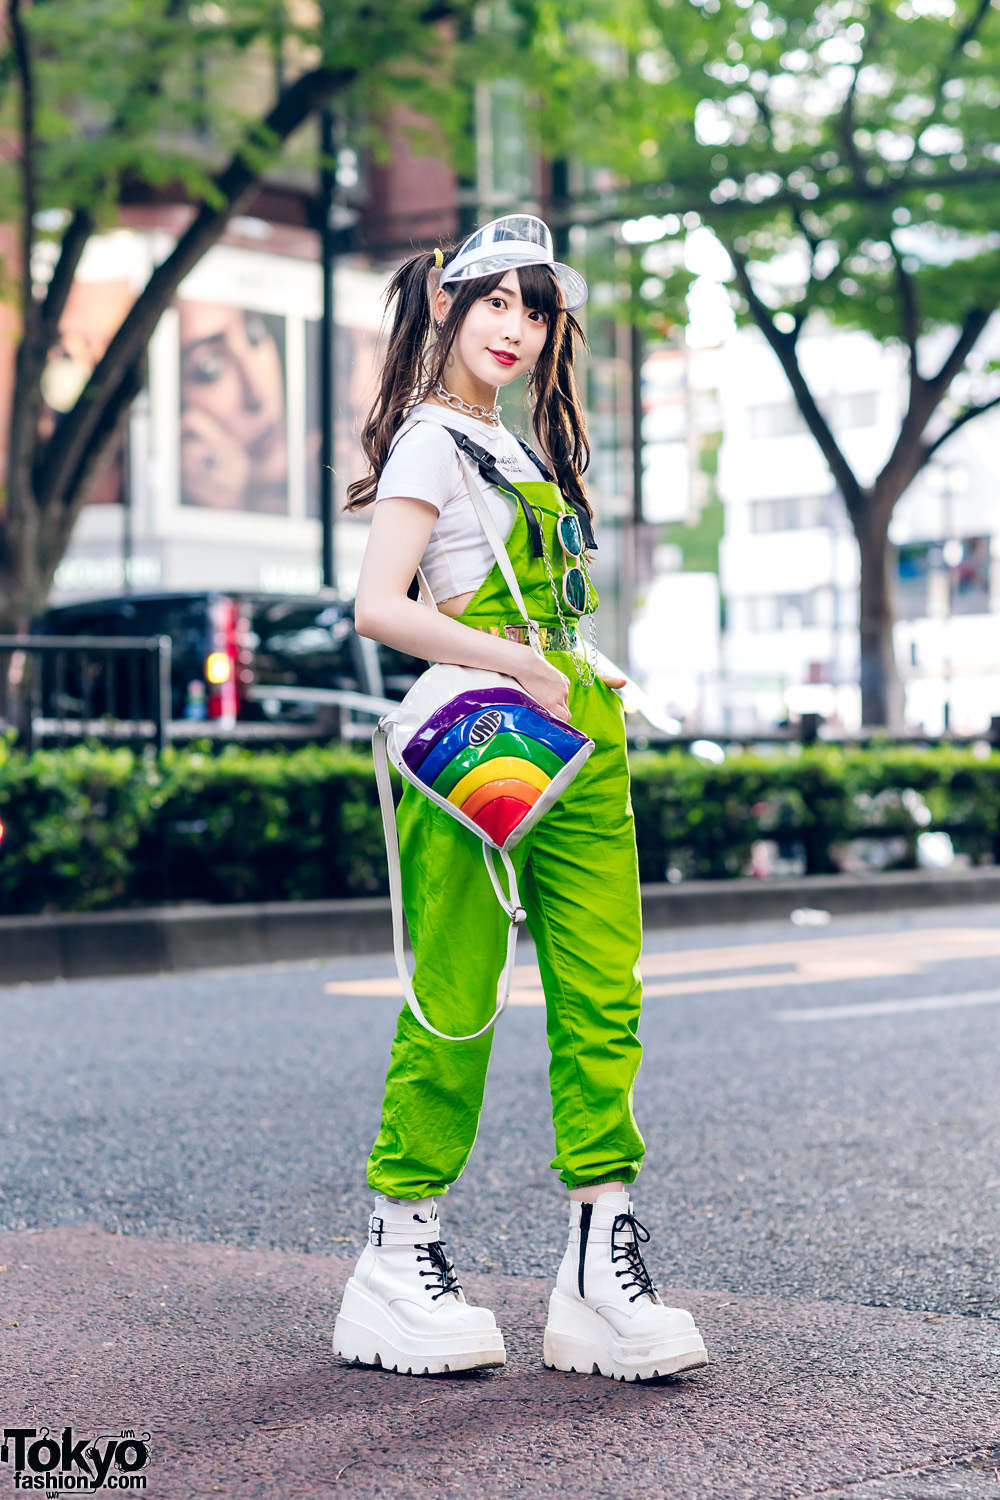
[643,959,923,999]
[774,987,1000,1022]
[322,927,1000,1006]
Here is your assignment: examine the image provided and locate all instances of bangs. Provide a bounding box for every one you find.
[450,263,565,317]
[514,262,565,315]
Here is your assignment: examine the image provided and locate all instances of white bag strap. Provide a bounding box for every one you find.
[372,723,527,1041]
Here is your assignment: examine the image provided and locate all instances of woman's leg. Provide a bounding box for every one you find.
[523,676,708,1380]
[520,680,646,1190]
[336,784,515,1374]
[367,781,524,1199]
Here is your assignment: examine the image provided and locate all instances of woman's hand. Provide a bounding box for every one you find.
[511,647,572,722]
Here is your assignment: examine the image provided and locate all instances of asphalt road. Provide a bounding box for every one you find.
[4,902,1000,1499]
[3,902,1000,1322]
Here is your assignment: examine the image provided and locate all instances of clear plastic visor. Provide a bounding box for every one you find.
[439,214,588,310]
[456,215,554,257]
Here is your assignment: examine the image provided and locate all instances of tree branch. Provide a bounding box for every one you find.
[952,0,992,55]
[871,306,994,510]
[38,208,95,345]
[918,0,991,144]
[39,360,147,579]
[556,163,1000,235]
[36,63,357,513]
[836,65,869,194]
[893,246,921,383]
[728,245,864,514]
[928,305,993,399]
[925,392,1000,459]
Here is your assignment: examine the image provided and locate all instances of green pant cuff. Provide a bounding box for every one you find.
[560,1166,640,1190]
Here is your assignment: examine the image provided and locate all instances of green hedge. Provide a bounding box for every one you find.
[1,738,998,914]
[630,745,1000,881]
[0,740,385,914]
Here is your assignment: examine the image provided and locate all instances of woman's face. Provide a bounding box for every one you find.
[179,304,288,495]
[435,272,550,397]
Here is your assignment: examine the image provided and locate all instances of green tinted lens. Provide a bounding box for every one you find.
[563,566,588,613]
[557,513,583,557]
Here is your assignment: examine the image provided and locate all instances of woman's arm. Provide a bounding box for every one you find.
[354,496,572,721]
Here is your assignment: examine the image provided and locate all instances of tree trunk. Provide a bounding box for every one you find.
[854,503,901,728]
[0,487,76,634]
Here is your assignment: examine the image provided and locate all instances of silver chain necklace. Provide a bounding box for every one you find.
[431,379,502,427]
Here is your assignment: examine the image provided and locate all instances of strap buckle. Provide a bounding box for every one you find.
[512,905,528,926]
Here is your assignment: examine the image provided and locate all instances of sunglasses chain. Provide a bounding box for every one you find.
[536,524,597,688]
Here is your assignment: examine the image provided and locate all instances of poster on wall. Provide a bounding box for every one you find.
[177,301,289,514]
[304,319,381,518]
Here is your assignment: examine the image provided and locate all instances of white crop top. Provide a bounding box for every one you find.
[374,402,548,604]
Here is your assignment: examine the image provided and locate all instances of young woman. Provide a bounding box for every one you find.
[332,216,708,1382]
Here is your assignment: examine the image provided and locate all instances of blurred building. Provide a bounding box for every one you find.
[627,341,724,726]
[47,227,393,605]
[716,321,1000,734]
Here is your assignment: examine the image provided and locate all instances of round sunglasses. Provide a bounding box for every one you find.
[555,511,590,614]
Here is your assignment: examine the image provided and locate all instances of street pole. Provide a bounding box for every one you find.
[320,107,337,591]
[121,424,133,593]
[623,269,644,669]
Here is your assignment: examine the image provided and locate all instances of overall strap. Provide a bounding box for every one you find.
[511,434,598,553]
[372,723,527,1042]
[449,443,542,647]
[512,434,556,482]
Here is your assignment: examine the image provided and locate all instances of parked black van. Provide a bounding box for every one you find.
[35,590,427,738]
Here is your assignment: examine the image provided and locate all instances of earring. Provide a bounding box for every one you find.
[435,319,445,331]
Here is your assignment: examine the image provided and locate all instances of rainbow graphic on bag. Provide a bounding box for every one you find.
[400,686,594,848]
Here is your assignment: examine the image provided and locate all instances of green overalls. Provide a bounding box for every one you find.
[367,477,646,1197]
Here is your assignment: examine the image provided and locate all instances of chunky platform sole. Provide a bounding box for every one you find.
[543,1289,708,1381]
[333,1278,506,1375]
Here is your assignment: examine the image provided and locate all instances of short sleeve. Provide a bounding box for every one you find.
[375,423,465,516]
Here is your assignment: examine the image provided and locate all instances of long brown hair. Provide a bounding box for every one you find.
[347,244,592,516]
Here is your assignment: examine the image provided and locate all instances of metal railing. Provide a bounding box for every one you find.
[0,635,172,752]
[0,638,395,751]
[626,712,1000,750]
[240,683,396,741]
[7,639,999,755]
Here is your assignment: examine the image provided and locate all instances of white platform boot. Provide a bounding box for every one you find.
[333,1196,506,1375]
[544,1191,708,1381]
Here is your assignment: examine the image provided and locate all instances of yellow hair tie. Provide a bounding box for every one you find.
[433,248,444,268]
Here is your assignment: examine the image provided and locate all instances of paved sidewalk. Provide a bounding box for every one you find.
[2,1226,999,1499]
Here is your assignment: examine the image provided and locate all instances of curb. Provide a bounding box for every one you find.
[4,867,1000,986]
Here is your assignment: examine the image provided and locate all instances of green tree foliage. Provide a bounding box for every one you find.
[0,0,466,631]
[535,0,1000,724]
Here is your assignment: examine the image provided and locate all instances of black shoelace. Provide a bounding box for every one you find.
[611,1212,658,1303]
[416,1239,462,1301]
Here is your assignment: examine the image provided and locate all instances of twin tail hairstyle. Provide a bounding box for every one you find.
[346,240,592,519]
